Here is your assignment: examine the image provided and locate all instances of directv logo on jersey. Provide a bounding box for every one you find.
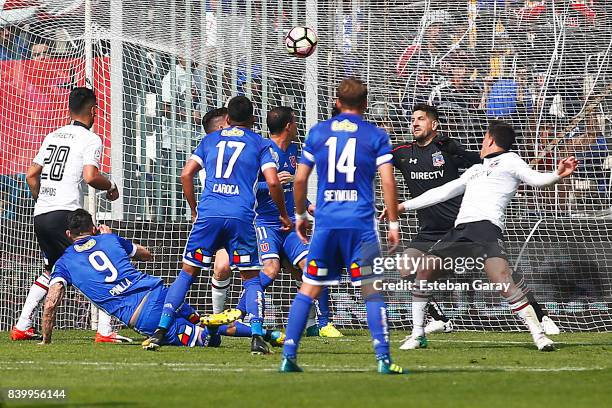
[432,151,445,167]
[410,170,444,180]
[213,183,240,195]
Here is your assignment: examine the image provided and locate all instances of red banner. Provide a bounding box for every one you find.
[0,56,111,175]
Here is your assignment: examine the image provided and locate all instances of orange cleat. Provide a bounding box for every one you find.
[94,332,133,343]
[10,326,42,341]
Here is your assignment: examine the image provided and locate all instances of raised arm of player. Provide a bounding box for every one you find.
[26,163,43,201]
[512,156,578,187]
[378,162,400,252]
[180,159,202,222]
[401,176,467,212]
[263,167,291,231]
[39,282,65,344]
[97,224,153,261]
[293,163,313,243]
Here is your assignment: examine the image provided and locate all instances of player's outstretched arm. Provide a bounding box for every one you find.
[83,165,119,201]
[400,177,467,213]
[180,159,202,222]
[26,163,43,201]
[39,282,66,345]
[98,225,152,261]
[293,163,313,243]
[514,156,578,187]
[378,163,400,252]
[263,167,292,231]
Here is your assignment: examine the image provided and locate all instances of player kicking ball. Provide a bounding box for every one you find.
[39,209,242,347]
[382,120,577,351]
[280,78,407,374]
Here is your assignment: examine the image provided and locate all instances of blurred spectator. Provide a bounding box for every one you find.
[0,24,29,60]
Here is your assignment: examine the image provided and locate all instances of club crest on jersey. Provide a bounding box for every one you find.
[289,155,297,168]
[259,243,270,252]
[432,152,445,167]
[331,119,358,133]
[221,128,245,137]
[271,149,280,165]
[74,239,96,252]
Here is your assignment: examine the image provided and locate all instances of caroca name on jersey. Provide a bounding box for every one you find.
[213,183,240,195]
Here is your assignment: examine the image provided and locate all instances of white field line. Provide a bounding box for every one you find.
[0,361,606,373]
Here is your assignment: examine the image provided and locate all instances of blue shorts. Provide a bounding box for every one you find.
[303,228,381,286]
[255,223,309,266]
[183,217,260,271]
[135,286,204,347]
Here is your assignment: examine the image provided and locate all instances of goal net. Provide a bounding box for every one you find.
[1,0,611,333]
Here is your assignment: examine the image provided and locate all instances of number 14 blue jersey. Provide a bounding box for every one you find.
[300,113,393,230]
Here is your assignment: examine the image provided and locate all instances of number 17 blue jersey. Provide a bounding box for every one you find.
[190,126,276,221]
[300,113,393,230]
[50,234,163,327]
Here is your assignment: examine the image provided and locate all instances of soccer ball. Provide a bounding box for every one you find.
[285,26,318,58]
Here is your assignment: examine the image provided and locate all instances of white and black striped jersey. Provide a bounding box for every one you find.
[32,122,102,216]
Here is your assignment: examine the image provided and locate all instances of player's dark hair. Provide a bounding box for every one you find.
[488,120,516,151]
[266,106,294,135]
[412,103,439,122]
[337,77,367,109]
[203,107,228,134]
[69,87,97,115]
[67,209,95,237]
[227,96,254,124]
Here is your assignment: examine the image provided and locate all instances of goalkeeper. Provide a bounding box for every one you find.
[39,209,247,347]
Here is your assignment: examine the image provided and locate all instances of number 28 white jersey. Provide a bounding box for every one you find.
[32,124,102,217]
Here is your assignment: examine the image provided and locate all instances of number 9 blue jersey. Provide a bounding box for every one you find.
[49,234,164,327]
[300,113,393,230]
[191,126,277,220]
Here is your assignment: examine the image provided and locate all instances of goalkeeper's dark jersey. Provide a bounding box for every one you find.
[392,134,481,239]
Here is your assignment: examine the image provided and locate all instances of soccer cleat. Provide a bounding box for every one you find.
[251,335,271,355]
[319,323,343,338]
[399,335,428,350]
[377,359,409,375]
[10,326,42,341]
[424,319,454,334]
[265,330,285,347]
[305,324,320,337]
[534,334,555,352]
[95,332,133,343]
[541,316,560,335]
[142,329,166,351]
[200,308,242,327]
[279,357,303,373]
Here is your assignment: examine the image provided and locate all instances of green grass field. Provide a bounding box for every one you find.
[1,330,611,408]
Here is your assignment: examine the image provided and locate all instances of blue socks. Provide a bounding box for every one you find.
[282,292,313,359]
[364,293,390,359]
[316,287,330,328]
[159,270,194,331]
[243,276,264,336]
[259,271,274,290]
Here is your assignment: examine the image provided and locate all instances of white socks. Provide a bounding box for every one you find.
[97,309,113,336]
[211,277,231,314]
[15,273,49,331]
[515,303,545,339]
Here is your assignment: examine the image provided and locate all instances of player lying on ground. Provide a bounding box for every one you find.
[382,120,577,351]
[280,78,407,374]
[12,87,123,343]
[190,107,342,339]
[39,209,263,347]
[142,96,291,353]
[391,103,558,344]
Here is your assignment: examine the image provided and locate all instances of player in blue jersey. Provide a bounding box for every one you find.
[280,78,407,374]
[244,106,343,338]
[143,96,292,353]
[38,209,242,347]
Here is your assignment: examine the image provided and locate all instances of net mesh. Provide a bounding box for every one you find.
[1,0,611,332]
